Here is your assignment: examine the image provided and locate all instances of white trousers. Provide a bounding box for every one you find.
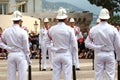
[74,44,80,68]
[94,51,115,80]
[52,53,72,80]
[41,42,53,69]
[48,47,53,69]
[73,42,79,68]
[7,52,28,80]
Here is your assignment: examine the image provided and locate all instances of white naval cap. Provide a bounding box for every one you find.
[11,10,22,21]
[44,18,49,22]
[56,7,68,19]
[99,8,110,19]
[69,18,75,22]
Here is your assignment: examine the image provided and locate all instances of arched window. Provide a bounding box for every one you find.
[78,18,81,23]
[83,18,86,22]
[49,18,52,22]
[53,18,57,22]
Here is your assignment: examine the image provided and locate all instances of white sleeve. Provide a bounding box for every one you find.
[0,38,10,50]
[0,31,10,50]
[39,33,42,45]
[39,29,43,45]
[70,30,78,64]
[77,32,83,40]
[85,32,103,50]
[22,31,30,56]
[114,30,120,61]
[46,29,52,47]
[0,32,13,51]
[85,36,97,49]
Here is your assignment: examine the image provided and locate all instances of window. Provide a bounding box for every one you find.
[18,4,26,12]
[0,4,7,14]
[16,0,27,12]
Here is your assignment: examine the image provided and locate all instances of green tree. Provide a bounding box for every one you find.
[88,0,120,16]
[108,15,120,26]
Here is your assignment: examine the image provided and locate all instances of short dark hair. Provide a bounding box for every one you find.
[13,20,20,24]
[100,19,107,21]
[58,19,66,22]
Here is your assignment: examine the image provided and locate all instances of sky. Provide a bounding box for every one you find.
[46,0,102,15]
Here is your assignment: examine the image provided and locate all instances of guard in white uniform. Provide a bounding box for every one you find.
[47,7,77,80]
[0,11,31,80]
[85,8,120,80]
[39,18,53,71]
[69,18,83,70]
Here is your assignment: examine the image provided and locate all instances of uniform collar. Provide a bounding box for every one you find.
[100,21,108,24]
[13,24,20,27]
[57,22,66,25]
[43,26,49,30]
[12,24,21,29]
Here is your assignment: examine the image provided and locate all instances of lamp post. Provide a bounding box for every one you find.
[34,21,38,34]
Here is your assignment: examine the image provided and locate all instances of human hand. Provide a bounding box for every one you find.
[26,55,32,65]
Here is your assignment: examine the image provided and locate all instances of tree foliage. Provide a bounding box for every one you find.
[88,0,120,16]
[108,15,120,26]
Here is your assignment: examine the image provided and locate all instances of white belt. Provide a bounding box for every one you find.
[9,50,23,53]
[56,50,68,53]
[95,50,114,54]
[100,46,114,52]
[56,49,70,54]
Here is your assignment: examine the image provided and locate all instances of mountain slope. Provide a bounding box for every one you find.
[42,0,84,12]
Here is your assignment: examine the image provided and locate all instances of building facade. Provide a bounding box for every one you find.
[0,0,42,14]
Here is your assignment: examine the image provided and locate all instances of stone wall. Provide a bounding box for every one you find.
[24,11,93,32]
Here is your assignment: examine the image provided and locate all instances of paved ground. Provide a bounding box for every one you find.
[0,59,118,80]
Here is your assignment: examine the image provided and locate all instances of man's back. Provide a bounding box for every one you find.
[48,22,77,80]
[89,22,118,51]
[0,10,31,80]
[49,22,75,50]
[48,7,78,80]
[2,24,28,51]
[85,8,120,80]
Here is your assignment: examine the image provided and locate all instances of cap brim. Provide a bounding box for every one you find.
[99,16,110,19]
[56,15,67,19]
[11,18,22,21]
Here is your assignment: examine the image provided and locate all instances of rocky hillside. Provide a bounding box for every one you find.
[42,0,84,12]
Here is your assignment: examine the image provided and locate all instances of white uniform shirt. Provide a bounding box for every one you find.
[39,27,48,45]
[47,22,77,55]
[1,24,30,55]
[85,22,120,61]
